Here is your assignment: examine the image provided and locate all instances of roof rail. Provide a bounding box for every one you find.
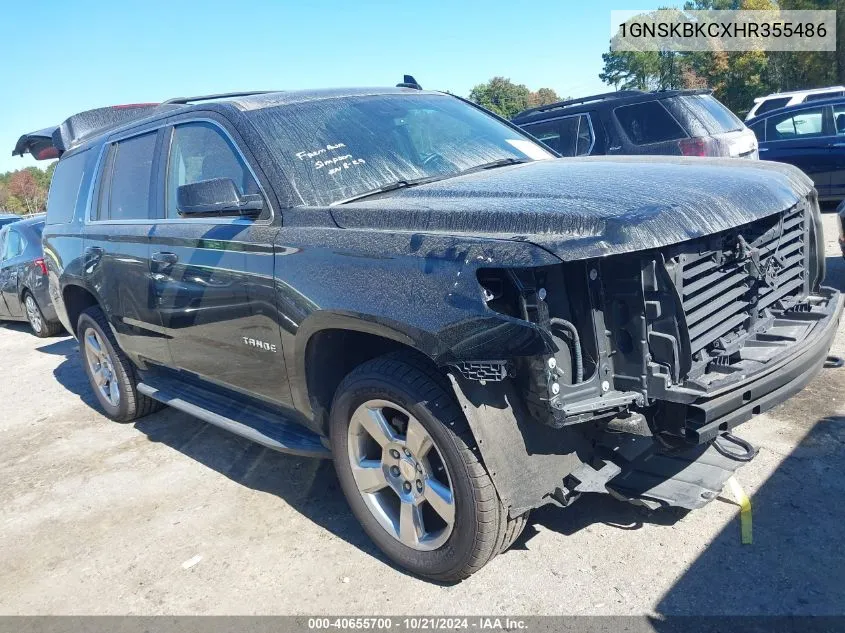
[163,91,277,104]
[514,89,646,119]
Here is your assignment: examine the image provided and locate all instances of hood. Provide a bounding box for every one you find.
[331,156,814,261]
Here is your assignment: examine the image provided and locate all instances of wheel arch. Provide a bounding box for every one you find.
[62,283,100,337]
[18,283,33,304]
[295,315,442,436]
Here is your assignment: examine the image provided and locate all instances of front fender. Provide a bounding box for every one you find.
[275,225,561,417]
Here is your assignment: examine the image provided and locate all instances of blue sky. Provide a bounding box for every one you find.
[0,0,664,173]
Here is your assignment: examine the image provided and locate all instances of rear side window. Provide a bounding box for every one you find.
[670,94,743,134]
[524,114,594,157]
[165,122,258,218]
[3,228,26,260]
[99,132,157,221]
[804,91,845,102]
[614,101,685,145]
[766,107,826,141]
[754,97,790,116]
[46,151,88,225]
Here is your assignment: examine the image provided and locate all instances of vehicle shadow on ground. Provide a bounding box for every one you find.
[826,254,845,292]
[133,410,421,577]
[519,494,687,549]
[40,341,408,576]
[0,321,32,334]
[41,338,106,411]
[651,413,845,616]
[652,251,845,616]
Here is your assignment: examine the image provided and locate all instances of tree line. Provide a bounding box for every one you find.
[0,164,55,216]
[600,0,845,116]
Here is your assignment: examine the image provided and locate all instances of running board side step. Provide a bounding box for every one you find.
[136,379,331,459]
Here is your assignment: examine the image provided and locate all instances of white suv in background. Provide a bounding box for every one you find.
[746,86,845,120]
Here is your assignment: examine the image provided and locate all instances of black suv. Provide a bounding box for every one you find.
[16,86,842,581]
[512,89,758,159]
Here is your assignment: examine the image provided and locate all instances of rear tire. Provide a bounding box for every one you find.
[330,352,525,582]
[77,306,161,422]
[23,292,61,338]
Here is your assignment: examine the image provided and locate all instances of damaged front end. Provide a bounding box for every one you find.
[453,196,842,514]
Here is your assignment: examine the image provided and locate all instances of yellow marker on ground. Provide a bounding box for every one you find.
[727,475,752,545]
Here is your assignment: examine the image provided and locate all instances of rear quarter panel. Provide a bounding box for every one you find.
[42,146,101,334]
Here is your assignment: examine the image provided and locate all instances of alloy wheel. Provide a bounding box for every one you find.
[347,399,455,551]
[84,328,120,407]
[24,295,42,334]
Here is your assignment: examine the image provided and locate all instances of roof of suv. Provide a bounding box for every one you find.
[511,89,711,125]
[753,85,845,102]
[12,86,440,160]
[745,94,845,125]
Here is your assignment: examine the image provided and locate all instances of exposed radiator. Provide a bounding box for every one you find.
[671,204,808,362]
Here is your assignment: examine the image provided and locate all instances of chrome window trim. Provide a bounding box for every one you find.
[85,116,274,227]
[159,116,274,227]
[85,130,158,225]
[84,142,109,225]
[760,105,830,144]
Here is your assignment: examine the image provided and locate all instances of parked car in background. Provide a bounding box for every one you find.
[746,97,845,202]
[512,89,757,159]
[746,86,845,121]
[0,213,22,228]
[0,215,62,337]
[15,86,841,581]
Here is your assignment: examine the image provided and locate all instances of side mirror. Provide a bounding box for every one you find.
[176,178,263,218]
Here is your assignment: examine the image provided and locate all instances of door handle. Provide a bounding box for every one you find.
[758,147,768,151]
[151,252,179,273]
[829,142,845,148]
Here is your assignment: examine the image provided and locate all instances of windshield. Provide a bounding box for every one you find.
[246,93,554,206]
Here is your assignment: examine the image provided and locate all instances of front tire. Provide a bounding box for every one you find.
[330,352,526,581]
[77,306,160,422]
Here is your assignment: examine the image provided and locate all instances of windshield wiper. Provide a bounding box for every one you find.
[455,157,528,176]
[481,157,529,169]
[336,158,528,205]
[337,175,444,204]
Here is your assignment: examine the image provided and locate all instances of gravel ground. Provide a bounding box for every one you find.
[0,212,843,616]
